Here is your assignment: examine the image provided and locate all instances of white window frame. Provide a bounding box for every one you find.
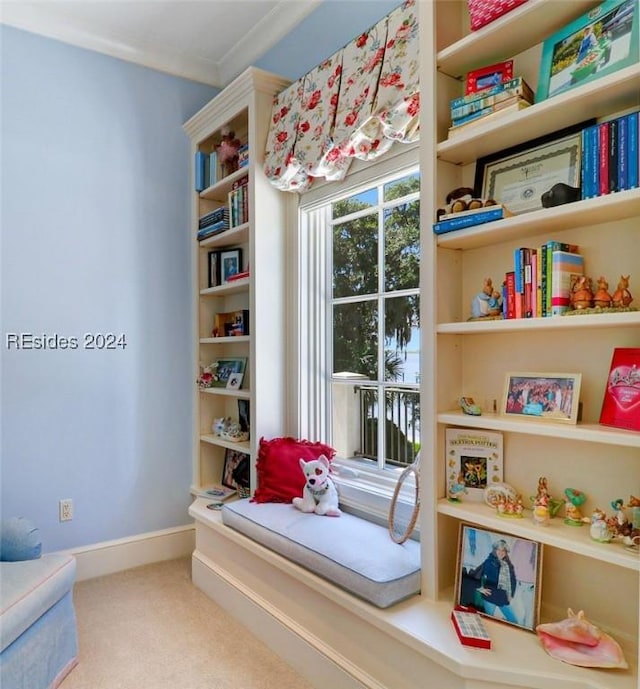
[291,144,420,523]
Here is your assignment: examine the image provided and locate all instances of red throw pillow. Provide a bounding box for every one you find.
[253,436,336,504]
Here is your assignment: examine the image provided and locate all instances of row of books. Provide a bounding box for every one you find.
[229,175,249,227]
[581,110,639,199]
[195,150,219,192]
[448,77,534,138]
[503,241,581,320]
[197,206,229,241]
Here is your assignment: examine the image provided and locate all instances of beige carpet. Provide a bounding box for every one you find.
[60,557,314,689]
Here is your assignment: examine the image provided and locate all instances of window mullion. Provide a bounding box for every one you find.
[377,194,386,471]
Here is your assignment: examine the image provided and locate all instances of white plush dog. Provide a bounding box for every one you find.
[292,455,341,517]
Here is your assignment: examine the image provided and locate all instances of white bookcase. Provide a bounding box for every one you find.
[184,67,291,497]
[420,0,639,684]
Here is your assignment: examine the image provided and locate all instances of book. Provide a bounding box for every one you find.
[450,81,534,120]
[208,151,218,187]
[544,241,579,316]
[627,111,639,189]
[551,250,584,316]
[451,95,528,126]
[194,484,237,501]
[447,100,531,138]
[618,114,628,192]
[195,151,209,192]
[450,76,533,110]
[445,428,503,502]
[433,206,506,234]
[598,121,609,197]
[608,117,619,193]
[599,347,640,432]
[504,271,516,319]
[438,204,512,221]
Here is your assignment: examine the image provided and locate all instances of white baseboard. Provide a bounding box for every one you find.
[68,524,195,581]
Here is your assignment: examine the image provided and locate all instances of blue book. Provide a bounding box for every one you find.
[627,111,639,189]
[195,151,208,192]
[432,206,505,234]
[581,124,598,199]
[618,114,628,191]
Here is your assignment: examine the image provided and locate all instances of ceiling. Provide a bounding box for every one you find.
[0,0,323,87]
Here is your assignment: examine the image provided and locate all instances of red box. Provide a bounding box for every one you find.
[451,606,491,649]
[599,348,640,432]
[467,0,529,31]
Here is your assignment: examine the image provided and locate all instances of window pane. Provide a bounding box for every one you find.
[333,301,378,379]
[333,215,378,298]
[384,200,419,292]
[332,188,378,219]
[384,295,420,383]
[383,172,420,201]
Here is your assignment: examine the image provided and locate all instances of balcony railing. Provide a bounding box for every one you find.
[357,385,420,467]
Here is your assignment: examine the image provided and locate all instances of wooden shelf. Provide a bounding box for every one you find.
[199,223,249,249]
[437,65,640,165]
[200,387,250,399]
[200,434,251,454]
[435,189,640,250]
[438,499,640,571]
[199,167,249,202]
[200,278,250,297]
[438,410,640,448]
[200,336,250,345]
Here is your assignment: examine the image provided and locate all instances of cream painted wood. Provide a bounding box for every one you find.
[420,2,639,687]
[184,67,291,496]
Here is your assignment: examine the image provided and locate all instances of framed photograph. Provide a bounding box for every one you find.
[207,250,220,288]
[226,372,244,390]
[455,524,542,632]
[445,429,503,502]
[536,0,639,102]
[501,372,582,424]
[220,248,243,284]
[599,347,640,431]
[222,448,250,492]
[474,121,594,214]
[206,357,247,388]
[465,60,513,95]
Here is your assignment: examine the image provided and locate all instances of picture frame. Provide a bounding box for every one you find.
[445,428,503,502]
[222,448,250,492]
[207,250,220,288]
[465,60,514,95]
[536,0,639,102]
[237,399,250,433]
[220,248,243,284]
[206,357,247,388]
[599,347,640,431]
[213,309,249,337]
[226,372,244,390]
[473,121,594,214]
[455,524,542,632]
[501,372,582,424]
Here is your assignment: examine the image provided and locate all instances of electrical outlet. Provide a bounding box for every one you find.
[59,499,73,522]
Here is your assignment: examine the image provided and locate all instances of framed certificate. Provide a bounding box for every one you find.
[474,122,593,214]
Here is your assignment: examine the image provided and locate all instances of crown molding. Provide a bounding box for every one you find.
[1,1,323,87]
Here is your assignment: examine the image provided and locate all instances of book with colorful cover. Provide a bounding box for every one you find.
[599,347,640,432]
[448,99,531,135]
[598,121,609,197]
[505,271,516,319]
[551,250,584,316]
[608,117,619,193]
[544,241,579,316]
[618,114,628,192]
[450,76,533,110]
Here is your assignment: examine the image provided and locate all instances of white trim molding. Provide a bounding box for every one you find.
[67,524,195,581]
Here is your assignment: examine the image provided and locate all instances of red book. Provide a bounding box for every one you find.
[599,348,640,431]
[599,121,609,196]
[505,271,516,319]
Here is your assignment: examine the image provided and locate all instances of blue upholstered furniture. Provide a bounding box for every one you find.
[0,517,78,689]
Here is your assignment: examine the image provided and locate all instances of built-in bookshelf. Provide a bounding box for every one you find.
[184,67,291,498]
[420,1,639,687]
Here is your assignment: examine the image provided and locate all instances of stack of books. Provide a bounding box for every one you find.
[197,206,229,241]
[448,77,534,138]
[581,110,639,198]
[228,175,249,228]
[433,204,511,235]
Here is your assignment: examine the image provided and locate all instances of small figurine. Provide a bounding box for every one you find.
[459,396,481,415]
[448,471,467,501]
[436,186,496,220]
[589,507,613,543]
[564,487,589,526]
[217,128,242,176]
[540,182,581,208]
[496,493,524,518]
[532,476,551,526]
[592,276,612,308]
[570,276,593,310]
[611,274,633,308]
[470,277,503,319]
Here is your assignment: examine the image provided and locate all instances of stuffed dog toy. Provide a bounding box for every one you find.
[292,455,341,517]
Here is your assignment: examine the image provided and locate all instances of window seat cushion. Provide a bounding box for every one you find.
[221,499,421,608]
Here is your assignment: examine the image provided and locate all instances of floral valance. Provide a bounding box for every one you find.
[264,0,419,193]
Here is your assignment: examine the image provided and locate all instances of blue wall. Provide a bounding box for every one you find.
[1,0,401,553]
[1,25,217,551]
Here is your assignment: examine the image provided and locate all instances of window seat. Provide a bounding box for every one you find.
[221,499,421,608]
